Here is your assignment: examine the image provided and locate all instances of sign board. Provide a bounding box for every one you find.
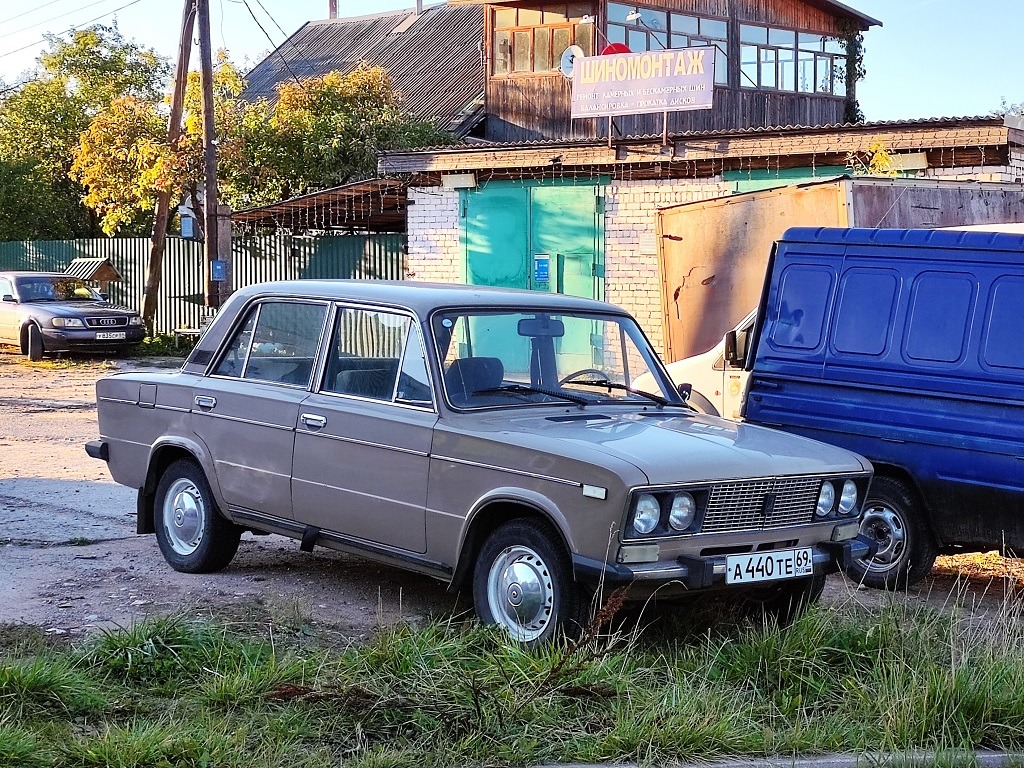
[211,260,227,282]
[571,46,715,119]
[533,255,550,284]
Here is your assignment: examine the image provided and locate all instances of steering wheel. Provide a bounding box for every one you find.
[558,368,607,386]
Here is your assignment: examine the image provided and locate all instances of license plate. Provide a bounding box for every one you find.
[725,547,813,585]
[95,331,126,340]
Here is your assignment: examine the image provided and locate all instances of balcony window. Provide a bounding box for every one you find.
[740,22,849,96]
[492,4,596,75]
[608,4,728,85]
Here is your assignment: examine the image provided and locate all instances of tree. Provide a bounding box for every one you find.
[0,24,169,240]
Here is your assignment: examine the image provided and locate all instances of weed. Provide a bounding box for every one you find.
[67,537,95,546]
[0,656,106,717]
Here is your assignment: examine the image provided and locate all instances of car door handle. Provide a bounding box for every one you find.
[194,395,217,409]
[300,413,327,429]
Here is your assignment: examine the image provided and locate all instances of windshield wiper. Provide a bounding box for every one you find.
[474,383,593,407]
[565,378,674,408]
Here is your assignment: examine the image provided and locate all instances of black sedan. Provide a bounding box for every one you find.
[0,272,144,360]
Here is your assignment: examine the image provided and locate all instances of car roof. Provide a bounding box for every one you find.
[233,280,627,315]
[0,272,74,279]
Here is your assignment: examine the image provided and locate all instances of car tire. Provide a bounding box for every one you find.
[26,324,43,362]
[844,476,937,590]
[473,518,587,646]
[741,572,826,626]
[153,458,242,574]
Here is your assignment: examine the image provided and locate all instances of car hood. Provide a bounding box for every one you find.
[461,408,869,485]
[22,301,136,318]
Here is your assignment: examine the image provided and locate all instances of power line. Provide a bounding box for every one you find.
[0,0,74,27]
[239,0,305,85]
[0,0,124,41]
[228,0,316,79]
[0,0,145,60]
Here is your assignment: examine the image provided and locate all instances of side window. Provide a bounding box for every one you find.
[904,272,974,364]
[213,301,326,385]
[322,307,411,402]
[770,265,833,350]
[396,327,433,405]
[832,269,899,356]
[213,308,258,378]
[982,276,1024,370]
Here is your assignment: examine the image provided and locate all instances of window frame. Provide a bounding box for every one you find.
[207,297,331,390]
[491,4,594,77]
[606,3,729,86]
[313,300,438,412]
[739,22,848,96]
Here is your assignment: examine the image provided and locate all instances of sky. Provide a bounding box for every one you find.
[0,0,1021,121]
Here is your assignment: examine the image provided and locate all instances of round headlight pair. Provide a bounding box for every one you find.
[815,480,859,517]
[632,492,696,535]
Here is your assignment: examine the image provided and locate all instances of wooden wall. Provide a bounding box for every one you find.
[485,0,858,142]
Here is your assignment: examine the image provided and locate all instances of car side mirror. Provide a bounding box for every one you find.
[723,330,740,365]
[676,382,692,402]
[1,294,15,303]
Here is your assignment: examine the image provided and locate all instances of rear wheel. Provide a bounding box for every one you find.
[473,519,587,646]
[25,324,43,361]
[154,458,242,573]
[844,476,937,589]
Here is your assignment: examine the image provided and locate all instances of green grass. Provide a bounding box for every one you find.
[2,597,1024,767]
[137,334,191,357]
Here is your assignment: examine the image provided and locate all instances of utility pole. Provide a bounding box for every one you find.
[197,0,220,308]
[142,0,195,333]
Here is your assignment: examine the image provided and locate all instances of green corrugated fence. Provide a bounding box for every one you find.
[0,234,406,335]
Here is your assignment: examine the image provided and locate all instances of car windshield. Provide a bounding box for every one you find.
[432,309,680,409]
[16,277,101,303]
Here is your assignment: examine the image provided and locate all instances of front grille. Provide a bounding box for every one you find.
[85,316,128,327]
[701,476,822,534]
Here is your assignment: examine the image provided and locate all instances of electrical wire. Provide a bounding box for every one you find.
[239,0,306,85]
[0,0,74,27]
[0,0,126,40]
[0,0,145,59]
[227,0,316,78]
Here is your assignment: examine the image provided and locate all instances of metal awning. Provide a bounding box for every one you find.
[64,257,123,282]
[231,179,407,233]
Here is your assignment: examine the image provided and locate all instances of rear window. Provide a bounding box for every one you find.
[904,272,975,364]
[769,265,833,351]
[982,276,1024,370]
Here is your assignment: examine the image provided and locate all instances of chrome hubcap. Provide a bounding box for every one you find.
[859,503,906,573]
[163,478,206,556]
[486,545,554,642]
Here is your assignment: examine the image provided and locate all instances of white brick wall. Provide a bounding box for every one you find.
[405,187,462,284]
[603,178,732,354]
[923,164,1016,183]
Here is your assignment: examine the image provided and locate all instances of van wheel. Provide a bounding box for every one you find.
[154,458,242,573]
[845,476,937,590]
[26,324,43,361]
[473,519,587,647]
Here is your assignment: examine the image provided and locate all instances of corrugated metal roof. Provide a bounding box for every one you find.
[63,257,123,282]
[242,4,484,135]
[383,115,1008,156]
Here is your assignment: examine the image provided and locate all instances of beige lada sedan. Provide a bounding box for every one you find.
[88,281,873,644]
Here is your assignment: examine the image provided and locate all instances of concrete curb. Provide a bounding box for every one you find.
[532,751,1024,768]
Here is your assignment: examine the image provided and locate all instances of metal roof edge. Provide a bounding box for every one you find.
[779,226,1024,252]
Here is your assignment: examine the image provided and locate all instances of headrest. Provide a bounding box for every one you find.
[445,357,504,406]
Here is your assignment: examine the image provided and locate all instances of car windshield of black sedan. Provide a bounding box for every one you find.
[16,277,100,302]
[432,309,677,409]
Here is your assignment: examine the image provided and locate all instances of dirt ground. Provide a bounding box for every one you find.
[1,352,1020,641]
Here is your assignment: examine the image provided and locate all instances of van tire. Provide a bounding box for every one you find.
[845,476,937,590]
[26,324,43,361]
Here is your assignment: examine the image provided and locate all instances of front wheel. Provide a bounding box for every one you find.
[843,476,937,589]
[473,519,587,646]
[154,458,242,573]
[26,324,43,362]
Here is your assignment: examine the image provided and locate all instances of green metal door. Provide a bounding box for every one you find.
[463,183,530,288]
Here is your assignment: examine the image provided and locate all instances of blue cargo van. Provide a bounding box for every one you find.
[742,227,1024,588]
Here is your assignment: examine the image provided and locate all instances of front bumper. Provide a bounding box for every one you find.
[41,326,145,352]
[573,534,876,590]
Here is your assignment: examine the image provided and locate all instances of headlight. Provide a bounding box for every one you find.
[838,480,858,515]
[52,318,85,328]
[632,494,661,535]
[128,316,143,326]
[668,492,696,531]
[816,481,835,517]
